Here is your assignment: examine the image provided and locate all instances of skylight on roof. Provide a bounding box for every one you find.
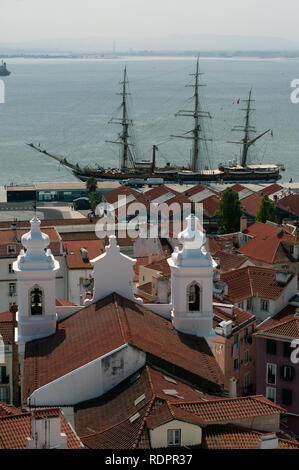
[134,394,146,406]
[130,373,140,384]
[163,389,178,396]
[129,412,141,423]
[163,375,177,384]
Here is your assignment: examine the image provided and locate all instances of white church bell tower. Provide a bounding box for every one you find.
[13,216,59,344]
[168,214,216,337]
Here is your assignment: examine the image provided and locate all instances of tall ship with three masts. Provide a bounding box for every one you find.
[27,58,284,184]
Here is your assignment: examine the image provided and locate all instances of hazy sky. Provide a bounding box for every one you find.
[1,0,299,44]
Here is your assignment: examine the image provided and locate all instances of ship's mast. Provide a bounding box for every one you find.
[106,66,134,172]
[228,89,271,167]
[171,57,212,172]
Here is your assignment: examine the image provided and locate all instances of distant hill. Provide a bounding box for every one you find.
[1,34,299,55]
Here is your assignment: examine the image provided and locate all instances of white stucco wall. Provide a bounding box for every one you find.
[27,344,146,406]
[150,419,202,448]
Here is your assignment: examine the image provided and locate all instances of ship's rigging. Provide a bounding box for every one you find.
[170,56,212,172]
[26,60,284,184]
[227,88,271,167]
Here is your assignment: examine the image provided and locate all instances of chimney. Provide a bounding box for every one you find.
[240,216,247,232]
[80,247,89,260]
[229,377,237,398]
[258,433,278,450]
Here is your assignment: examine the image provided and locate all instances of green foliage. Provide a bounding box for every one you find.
[89,191,101,212]
[86,176,97,194]
[216,187,243,235]
[256,194,277,223]
[86,177,100,212]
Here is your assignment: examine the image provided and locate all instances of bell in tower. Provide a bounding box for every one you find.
[30,287,43,315]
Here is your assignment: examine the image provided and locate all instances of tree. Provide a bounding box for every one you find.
[216,187,243,235]
[86,177,100,213]
[86,176,97,194]
[256,194,277,223]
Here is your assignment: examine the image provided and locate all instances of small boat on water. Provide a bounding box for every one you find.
[0,60,11,77]
[27,59,284,185]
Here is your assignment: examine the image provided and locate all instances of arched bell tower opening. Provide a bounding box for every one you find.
[30,286,43,316]
[187,282,201,312]
[168,214,216,338]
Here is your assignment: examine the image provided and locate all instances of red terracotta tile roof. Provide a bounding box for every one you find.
[144,257,171,278]
[258,184,284,196]
[202,423,299,449]
[0,311,14,345]
[0,227,61,245]
[228,184,247,193]
[0,408,82,449]
[213,250,249,272]
[60,232,100,241]
[200,195,220,218]
[239,235,291,264]
[23,293,224,403]
[63,240,105,269]
[74,365,222,449]
[184,184,219,198]
[137,282,153,295]
[0,311,12,323]
[207,237,226,256]
[213,306,255,329]
[0,402,21,417]
[243,221,298,244]
[102,186,141,204]
[220,266,294,303]
[241,192,263,217]
[257,304,299,338]
[276,193,299,217]
[0,218,100,230]
[171,395,284,424]
[55,298,76,307]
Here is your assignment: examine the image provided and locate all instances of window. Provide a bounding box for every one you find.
[290,245,294,255]
[7,244,16,254]
[234,358,239,371]
[260,299,269,312]
[237,301,244,309]
[8,264,13,274]
[8,283,16,296]
[246,298,253,311]
[244,372,251,390]
[282,389,292,406]
[266,363,277,385]
[283,342,293,359]
[266,339,276,355]
[244,350,249,365]
[30,287,43,315]
[0,366,8,384]
[280,365,294,382]
[167,429,181,446]
[266,387,276,403]
[187,282,200,312]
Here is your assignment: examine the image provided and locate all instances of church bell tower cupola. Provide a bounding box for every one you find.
[13,216,59,344]
[167,214,216,337]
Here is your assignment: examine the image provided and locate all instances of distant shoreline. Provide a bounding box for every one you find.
[2,51,299,60]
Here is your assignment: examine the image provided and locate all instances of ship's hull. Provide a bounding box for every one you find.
[0,70,10,76]
[73,166,281,184]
